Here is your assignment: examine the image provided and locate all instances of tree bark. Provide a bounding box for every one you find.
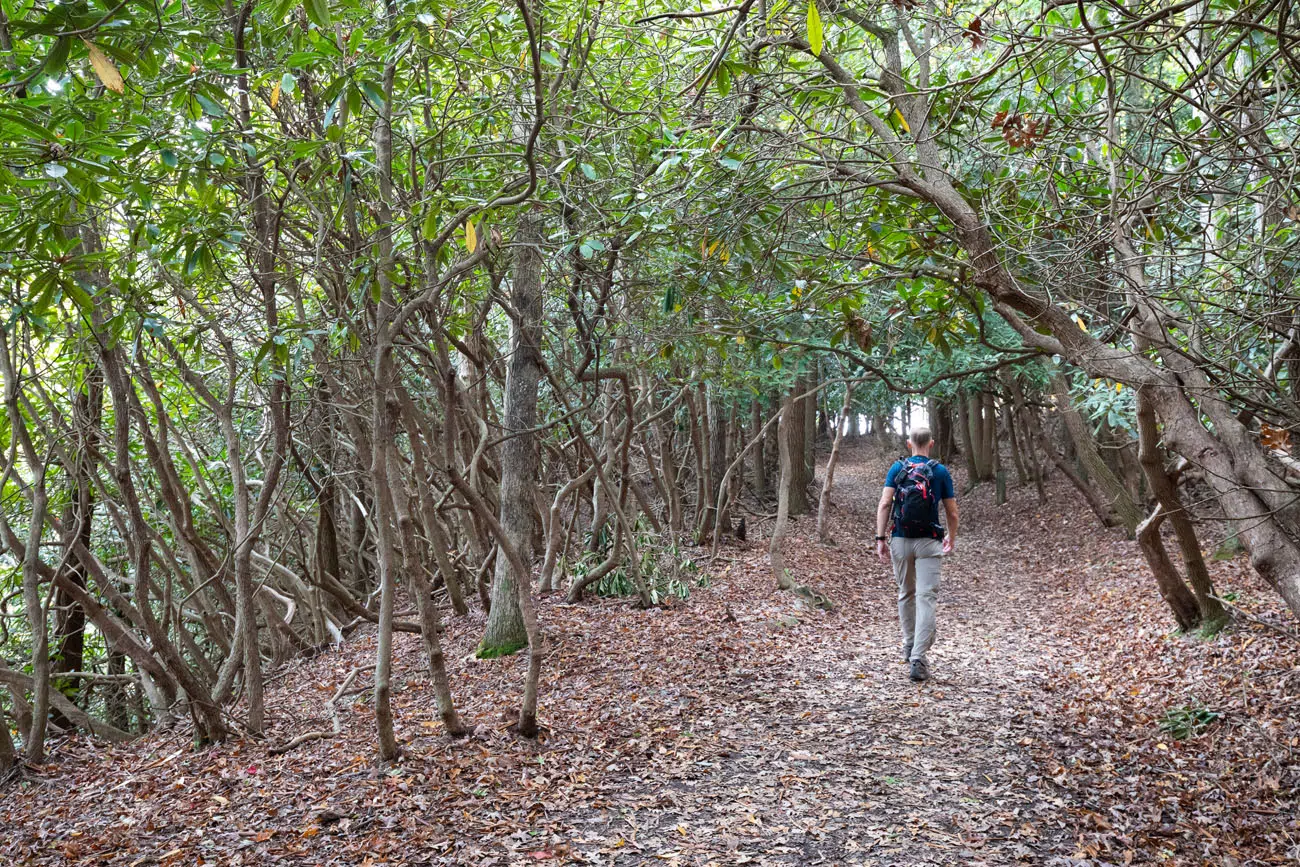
[1136,506,1202,632]
[479,209,545,657]
[51,361,100,730]
[1048,366,1142,536]
[957,394,981,485]
[1001,384,1029,487]
[770,391,796,589]
[788,378,812,515]
[817,384,853,543]
[802,371,817,488]
[386,447,465,735]
[1135,386,1226,627]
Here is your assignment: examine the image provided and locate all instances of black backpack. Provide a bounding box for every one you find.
[893,458,943,539]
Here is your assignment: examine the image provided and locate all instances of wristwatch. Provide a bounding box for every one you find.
[875,535,887,541]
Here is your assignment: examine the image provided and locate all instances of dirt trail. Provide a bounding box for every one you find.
[4,442,1295,866]
[569,446,1083,866]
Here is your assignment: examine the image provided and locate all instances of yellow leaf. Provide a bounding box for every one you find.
[82,39,124,95]
[895,109,910,134]
[708,240,721,257]
[301,826,320,837]
[270,80,282,108]
[1115,382,1123,392]
[465,220,478,252]
[735,333,745,345]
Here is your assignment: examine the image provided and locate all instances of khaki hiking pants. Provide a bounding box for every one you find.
[889,537,943,662]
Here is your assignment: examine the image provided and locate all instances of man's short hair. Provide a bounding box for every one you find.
[909,426,932,447]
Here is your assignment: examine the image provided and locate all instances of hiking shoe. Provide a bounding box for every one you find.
[902,644,912,663]
[909,659,929,683]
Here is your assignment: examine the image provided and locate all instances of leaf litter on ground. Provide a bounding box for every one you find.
[1,442,1296,865]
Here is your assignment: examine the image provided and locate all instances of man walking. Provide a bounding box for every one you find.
[875,426,958,683]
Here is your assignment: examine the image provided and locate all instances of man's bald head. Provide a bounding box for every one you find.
[909,426,930,454]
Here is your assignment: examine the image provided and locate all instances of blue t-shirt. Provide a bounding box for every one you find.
[884,456,955,538]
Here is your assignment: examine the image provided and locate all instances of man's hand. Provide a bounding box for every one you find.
[876,539,890,563]
[942,536,955,555]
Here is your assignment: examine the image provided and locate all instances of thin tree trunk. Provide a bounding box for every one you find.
[764,392,780,492]
[788,378,811,515]
[386,448,465,735]
[750,399,767,498]
[770,392,796,589]
[1048,365,1142,536]
[956,394,980,486]
[369,12,402,759]
[1001,381,1029,487]
[1135,385,1225,627]
[1136,506,1202,631]
[802,371,817,489]
[540,464,598,593]
[654,413,683,535]
[0,693,15,771]
[980,392,997,482]
[20,471,51,761]
[817,384,853,543]
[444,372,544,736]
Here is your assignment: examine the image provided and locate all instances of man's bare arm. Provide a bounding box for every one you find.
[876,487,895,538]
[942,498,959,541]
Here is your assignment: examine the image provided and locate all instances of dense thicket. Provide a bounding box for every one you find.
[0,0,1297,759]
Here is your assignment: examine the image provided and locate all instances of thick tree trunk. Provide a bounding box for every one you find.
[479,209,545,657]
[51,364,100,730]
